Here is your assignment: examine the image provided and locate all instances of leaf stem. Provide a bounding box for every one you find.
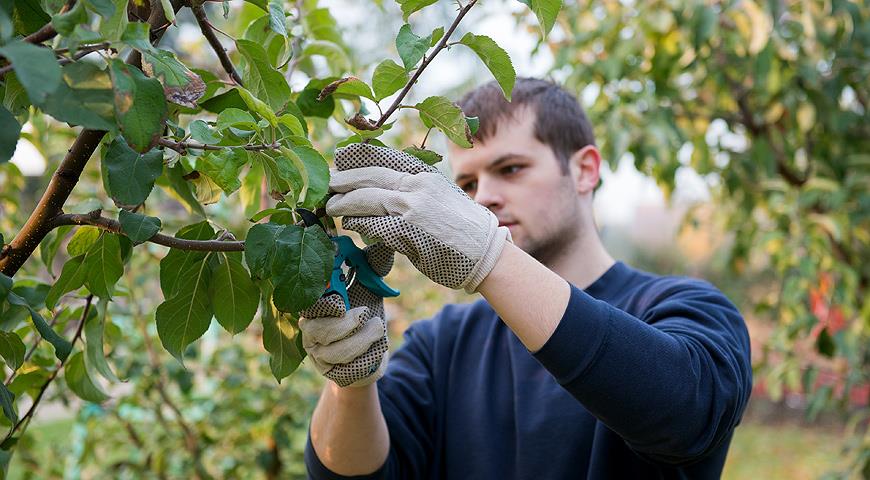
[373,0,479,129]
[158,138,280,153]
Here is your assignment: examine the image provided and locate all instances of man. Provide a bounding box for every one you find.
[299,78,752,479]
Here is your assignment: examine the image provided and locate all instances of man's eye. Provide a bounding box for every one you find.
[501,165,522,175]
[460,181,477,193]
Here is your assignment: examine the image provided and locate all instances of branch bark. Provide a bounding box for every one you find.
[50,214,245,252]
[0,1,184,278]
[190,1,244,86]
[158,138,278,154]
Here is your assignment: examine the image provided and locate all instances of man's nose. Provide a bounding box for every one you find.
[473,177,504,210]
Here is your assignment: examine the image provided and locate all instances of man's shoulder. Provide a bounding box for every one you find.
[615,262,736,312]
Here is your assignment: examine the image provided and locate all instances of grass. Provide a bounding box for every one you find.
[723,422,847,479]
[8,416,848,478]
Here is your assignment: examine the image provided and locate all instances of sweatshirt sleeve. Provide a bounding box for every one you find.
[305,318,440,479]
[532,280,752,465]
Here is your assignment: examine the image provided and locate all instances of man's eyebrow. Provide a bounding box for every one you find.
[455,153,529,183]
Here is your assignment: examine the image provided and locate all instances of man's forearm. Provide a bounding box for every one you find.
[310,383,390,476]
[477,242,571,352]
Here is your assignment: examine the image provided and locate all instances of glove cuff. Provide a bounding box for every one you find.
[462,218,513,293]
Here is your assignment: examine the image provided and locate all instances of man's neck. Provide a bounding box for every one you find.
[545,226,615,290]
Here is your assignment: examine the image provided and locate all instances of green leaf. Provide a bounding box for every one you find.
[189,172,223,205]
[0,105,20,164]
[236,39,292,112]
[303,7,342,44]
[291,146,330,209]
[211,253,259,335]
[188,119,222,145]
[244,223,286,280]
[0,273,11,303]
[201,88,247,114]
[216,108,259,132]
[260,282,305,381]
[86,299,120,382]
[118,210,161,245]
[68,227,101,257]
[522,0,562,38]
[83,233,124,299]
[83,0,116,18]
[466,116,479,135]
[372,60,409,101]
[296,88,334,119]
[0,331,25,371]
[403,146,443,166]
[45,255,87,309]
[159,222,215,299]
[157,163,207,217]
[5,291,72,361]
[277,113,306,137]
[271,225,333,312]
[396,24,429,71]
[395,0,437,20]
[267,0,286,36]
[237,87,278,127]
[458,33,516,100]
[109,58,168,153]
[197,147,248,195]
[415,96,472,148]
[39,63,116,131]
[156,249,214,362]
[50,1,88,36]
[0,39,62,104]
[302,40,350,74]
[103,137,164,207]
[40,226,71,277]
[12,0,50,35]
[257,151,303,201]
[0,382,15,423]
[65,352,109,403]
[141,49,206,109]
[430,26,444,46]
[98,0,128,41]
[321,77,376,101]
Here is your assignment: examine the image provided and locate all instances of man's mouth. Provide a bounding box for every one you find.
[498,221,517,228]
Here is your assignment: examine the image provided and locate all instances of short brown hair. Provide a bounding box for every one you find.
[457,77,596,173]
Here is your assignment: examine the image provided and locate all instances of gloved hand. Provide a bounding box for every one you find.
[298,243,394,387]
[326,143,512,293]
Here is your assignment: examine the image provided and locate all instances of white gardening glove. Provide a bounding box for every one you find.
[298,243,394,387]
[326,143,511,293]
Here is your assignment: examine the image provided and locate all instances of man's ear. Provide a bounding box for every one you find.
[567,145,601,194]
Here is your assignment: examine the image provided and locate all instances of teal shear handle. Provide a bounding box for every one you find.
[324,236,400,309]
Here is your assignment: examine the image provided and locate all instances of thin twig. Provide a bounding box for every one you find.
[191,2,244,86]
[2,295,94,444]
[158,138,279,153]
[49,214,245,252]
[374,0,479,128]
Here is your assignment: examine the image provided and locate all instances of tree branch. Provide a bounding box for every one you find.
[2,295,93,445]
[190,1,244,86]
[0,1,184,278]
[22,0,76,44]
[374,0,479,128]
[49,214,245,252]
[158,138,278,154]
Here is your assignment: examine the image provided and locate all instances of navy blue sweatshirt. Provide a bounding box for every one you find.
[306,261,752,479]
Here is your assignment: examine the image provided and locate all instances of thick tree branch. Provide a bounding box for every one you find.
[2,295,93,444]
[374,0,479,128]
[0,1,184,278]
[190,1,244,86]
[50,214,245,252]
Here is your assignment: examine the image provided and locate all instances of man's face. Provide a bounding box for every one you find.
[448,111,585,264]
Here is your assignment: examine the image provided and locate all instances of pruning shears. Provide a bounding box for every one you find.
[296,208,399,309]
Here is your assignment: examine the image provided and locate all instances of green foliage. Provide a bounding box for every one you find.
[550,0,868,475]
[0,0,558,474]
